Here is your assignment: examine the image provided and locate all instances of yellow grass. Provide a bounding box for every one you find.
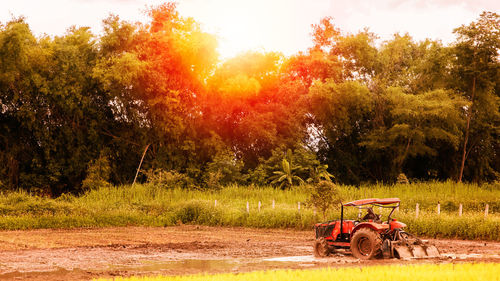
[96,263,500,281]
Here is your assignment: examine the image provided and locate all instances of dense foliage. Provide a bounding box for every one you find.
[0,4,498,194]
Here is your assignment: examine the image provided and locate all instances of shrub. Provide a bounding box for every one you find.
[306,180,342,219]
[143,169,193,189]
[204,149,244,187]
[81,154,111,191]
[397,173,409,184]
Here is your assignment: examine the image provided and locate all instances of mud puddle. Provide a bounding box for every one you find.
[110,257,315,274]
[112,259,240,272]
[265,255,327,262]
[442,253,500,260]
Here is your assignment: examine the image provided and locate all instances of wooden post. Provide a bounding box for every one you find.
[437,203,440,215]
[459,204,463,216]
[416,203,419,218]
[258,201,261,212]
[358,208,362,219]
[246,201,249,214]
[485,204,489,218]
[272,199,275,209]
[313,208,317,216]
[214,199,217,207]
[298,202,301,212]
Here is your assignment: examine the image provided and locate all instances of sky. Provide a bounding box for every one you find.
[0,0,498,59]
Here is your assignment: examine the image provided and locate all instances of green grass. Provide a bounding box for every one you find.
[339,181,500,212]
[0,181,499,240]
[95,263,500,281]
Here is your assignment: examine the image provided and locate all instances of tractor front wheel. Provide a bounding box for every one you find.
[350,228,382,260]
[313,237,331,257]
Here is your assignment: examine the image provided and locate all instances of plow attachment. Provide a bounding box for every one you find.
[392,243,440,259]
[383,231,440,259]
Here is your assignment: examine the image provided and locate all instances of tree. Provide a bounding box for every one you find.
[0,18,37,190]
[269,150,306,189]
[306,80,375,184]
[333,29,379,82]
[0,18,112,194]
[307,164,334,184]
[249,146,319,186]
[452,11,500,182]
[283,18,378,86]
[94,3,219,183]
[203,51,306,169]
[362,88,467,178]
[375,34,450,94]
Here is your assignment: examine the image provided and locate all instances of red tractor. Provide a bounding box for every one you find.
[313,198,440,259]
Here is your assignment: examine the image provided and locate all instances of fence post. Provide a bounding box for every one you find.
[485,204,489,218]
[258,201,261,212]
[298,202,301,212]
[437,203,440,215]
[358,208,362,219]
[272,199,275,209]
[246,201,249,214]
[416,203,419,219]
[214,199,217,207]
[459,204,463,216]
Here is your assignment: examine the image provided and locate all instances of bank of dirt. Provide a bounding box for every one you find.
[0,225,499,280]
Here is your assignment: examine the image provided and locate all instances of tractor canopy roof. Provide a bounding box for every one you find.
[343,198,400,207]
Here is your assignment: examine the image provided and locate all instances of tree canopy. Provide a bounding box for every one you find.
[0,5,498,194]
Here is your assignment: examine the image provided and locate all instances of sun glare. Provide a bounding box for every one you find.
[177,0,308,59]
[215,12,267,59]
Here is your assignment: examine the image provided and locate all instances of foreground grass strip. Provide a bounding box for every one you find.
[96,263,500,281]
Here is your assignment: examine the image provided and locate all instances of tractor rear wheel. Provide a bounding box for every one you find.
[350,228,382,260]
[313,237,330,257]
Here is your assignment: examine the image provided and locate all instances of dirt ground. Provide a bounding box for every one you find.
[0,225,499,280]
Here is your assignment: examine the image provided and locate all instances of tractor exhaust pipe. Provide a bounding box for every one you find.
[340,204,343,238]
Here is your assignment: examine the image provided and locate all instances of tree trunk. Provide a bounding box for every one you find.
[398,137,412,172]
[133,144,150,185]
[458,75,476,183]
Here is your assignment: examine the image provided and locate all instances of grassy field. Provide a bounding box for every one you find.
[96,263,500,281]
[0,181,499,240]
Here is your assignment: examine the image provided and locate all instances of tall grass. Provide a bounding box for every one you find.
[96,263,500,281]
[0,182,499,240]
[339,181,500,212]
[78,181,500,213]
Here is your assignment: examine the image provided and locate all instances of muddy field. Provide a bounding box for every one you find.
[0,225,499,280]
